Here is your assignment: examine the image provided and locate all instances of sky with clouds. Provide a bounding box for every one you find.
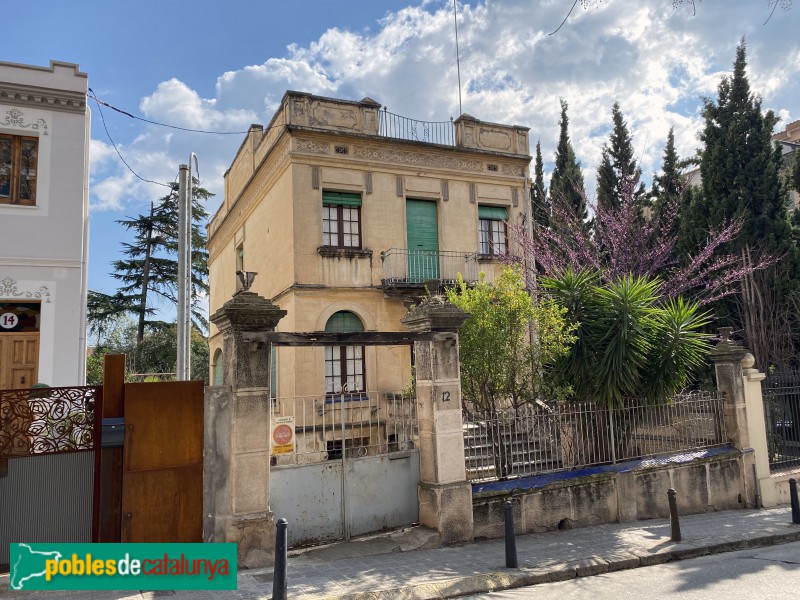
[4,0,799,312]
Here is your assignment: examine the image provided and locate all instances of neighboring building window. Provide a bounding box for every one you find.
[322,192,361,249]
[324,311,365,399]
[0,134,38,206]
[478,205,508,256]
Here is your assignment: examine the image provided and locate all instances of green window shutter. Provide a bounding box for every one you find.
[406,199,440,282]
[478,205,508,220]
[325,311,365,333]
[323,191,362,207]
[406,200,439,252]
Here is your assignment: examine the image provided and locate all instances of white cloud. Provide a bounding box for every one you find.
[89,0,800,215]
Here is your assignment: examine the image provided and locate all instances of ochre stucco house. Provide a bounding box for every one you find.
[207,91,531,417]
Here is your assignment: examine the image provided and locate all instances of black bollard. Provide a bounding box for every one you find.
[668,488,681,542]
[272,518,288,600]
[504,500,518,568]
[790,479,800,525]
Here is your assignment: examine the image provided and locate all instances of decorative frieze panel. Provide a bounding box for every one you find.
[295,138,329,154]
[0,277,51,303]
[287,93,380,135]
[478,127,512,152]
[455,114,530,157]
[502,164,525,177]
[0,108,48,135]
[353,145,484,173]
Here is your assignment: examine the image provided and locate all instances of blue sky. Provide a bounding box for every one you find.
[4,1,799,321]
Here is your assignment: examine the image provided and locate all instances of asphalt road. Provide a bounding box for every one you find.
[467,541,800,599]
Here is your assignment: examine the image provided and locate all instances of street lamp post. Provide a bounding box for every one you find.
[177,154,198,381]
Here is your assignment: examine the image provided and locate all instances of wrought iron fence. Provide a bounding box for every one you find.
[463,391,725,483]
[378,109,455,146]
[763,369,800,471]
[0,386,101,457]
[381,248,479,286]
[270,392,418,465]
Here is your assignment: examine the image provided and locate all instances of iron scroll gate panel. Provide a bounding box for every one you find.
[269,393,420,548]
[763,369,800,471]
[0,386,101,566]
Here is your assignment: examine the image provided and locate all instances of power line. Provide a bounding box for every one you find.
[87,90,251,135]
[90,90,173,189]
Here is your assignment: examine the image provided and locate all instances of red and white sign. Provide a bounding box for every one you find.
[271,416,295,455]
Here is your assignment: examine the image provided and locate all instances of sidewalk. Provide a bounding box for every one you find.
[3,505,799,599]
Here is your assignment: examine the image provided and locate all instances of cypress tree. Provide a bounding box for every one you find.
[652,128,682,208]
[696,39,797,365]
[651,128,685,239]
[595,102,644,213]
[699,40,790,255]
[531,141,550,229]
[550,100,587,221]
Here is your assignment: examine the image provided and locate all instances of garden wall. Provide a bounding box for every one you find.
[472,447,747,539]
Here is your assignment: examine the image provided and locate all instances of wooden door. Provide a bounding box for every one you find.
[0,333,39,390]
[121,380,204,542]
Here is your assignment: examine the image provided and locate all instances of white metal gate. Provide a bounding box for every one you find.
[269,393,420,547]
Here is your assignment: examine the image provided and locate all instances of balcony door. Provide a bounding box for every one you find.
[405,199,439,283]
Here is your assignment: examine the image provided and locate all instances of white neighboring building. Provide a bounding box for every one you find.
[0,61,90,388]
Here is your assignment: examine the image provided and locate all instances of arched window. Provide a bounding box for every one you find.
[213,349,224,386]
[324,311,365,397]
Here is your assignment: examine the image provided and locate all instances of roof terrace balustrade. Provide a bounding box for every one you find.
[378,109,455,146]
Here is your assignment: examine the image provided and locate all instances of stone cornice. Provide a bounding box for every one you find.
[287,124,532,162]
[292,133,529,181]
[0,256,82,268]
[0,82,86,115]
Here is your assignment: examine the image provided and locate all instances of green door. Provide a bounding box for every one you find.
[405,199,439,283]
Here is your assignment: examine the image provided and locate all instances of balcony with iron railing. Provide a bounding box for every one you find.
[380,249,478,294]
[378,108,455,146]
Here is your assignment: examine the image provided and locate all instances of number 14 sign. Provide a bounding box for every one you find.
[0,313,19,329]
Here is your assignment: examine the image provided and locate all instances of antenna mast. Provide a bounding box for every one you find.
[453,0,463,115]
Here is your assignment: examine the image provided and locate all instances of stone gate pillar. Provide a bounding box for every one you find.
[402,297,473,545]
[206,290,286,567]
[709,327,766,507]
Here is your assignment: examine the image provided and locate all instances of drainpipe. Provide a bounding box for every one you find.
[78,103,92,384]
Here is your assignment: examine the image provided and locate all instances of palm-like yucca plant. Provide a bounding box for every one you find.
[591,275,661,410]
[542,269,711,409]
[642,297,711,403]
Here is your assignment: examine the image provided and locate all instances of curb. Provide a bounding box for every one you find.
[309,530,800,600]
